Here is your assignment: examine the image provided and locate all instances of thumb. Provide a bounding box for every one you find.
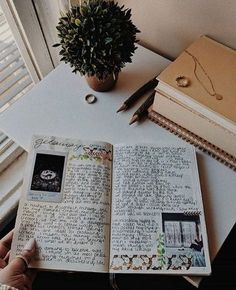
[9,238,36,273]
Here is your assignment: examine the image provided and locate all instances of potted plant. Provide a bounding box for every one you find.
[53,0,140,92]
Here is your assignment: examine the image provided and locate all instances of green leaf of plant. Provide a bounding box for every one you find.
[75,19,81,26]
[105,37,113,45]
[55,0,139,77]
[157,249,162,255]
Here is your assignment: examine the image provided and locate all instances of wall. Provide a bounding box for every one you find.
[31,0,236,65]
[118,0,236,60]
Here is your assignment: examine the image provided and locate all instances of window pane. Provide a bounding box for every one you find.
[181,221,197,247]
[164,221,182,247]
[0,5,33,111]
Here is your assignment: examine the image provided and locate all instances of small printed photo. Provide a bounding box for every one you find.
[30,153,65,193]
[162,212,206,269]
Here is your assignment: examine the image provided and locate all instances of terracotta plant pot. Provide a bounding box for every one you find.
[85,73,118,92]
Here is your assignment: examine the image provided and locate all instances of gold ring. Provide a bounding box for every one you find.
[85,94,97,104]
[15,254,29,270]
[175,76,190,87]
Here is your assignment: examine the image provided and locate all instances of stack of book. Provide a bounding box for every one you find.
[149,36,236,170]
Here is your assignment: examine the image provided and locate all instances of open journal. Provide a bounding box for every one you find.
[10,135,211,275]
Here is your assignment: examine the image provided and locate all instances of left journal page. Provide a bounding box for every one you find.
[10,136,113,272]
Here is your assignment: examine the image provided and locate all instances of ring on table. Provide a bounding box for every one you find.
[175,76,191,87]
[15,254,29,270]
[85,94,97,104]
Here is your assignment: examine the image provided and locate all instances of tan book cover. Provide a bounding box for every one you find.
[158,36,236,125]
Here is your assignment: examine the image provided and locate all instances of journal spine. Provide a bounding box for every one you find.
[148,110,236,171]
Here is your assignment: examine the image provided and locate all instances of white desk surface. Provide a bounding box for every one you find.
[0,45,235,284]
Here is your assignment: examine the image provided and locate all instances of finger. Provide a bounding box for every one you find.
[22,273,34,289]
[20,238,36,266]
[4,250,10,263]
[21,270,37,290]
[0,230,14,258]
[9,239,36,273]
[0,258,7,268]
[9,273,31,290]
[25,269,37,284]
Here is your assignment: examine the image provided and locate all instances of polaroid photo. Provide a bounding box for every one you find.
[162,212,206,269]
[27,151,67,202]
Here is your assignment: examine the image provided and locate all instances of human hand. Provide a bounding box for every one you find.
[0,230,37,290]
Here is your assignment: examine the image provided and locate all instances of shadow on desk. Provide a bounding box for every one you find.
[1,222,235,290]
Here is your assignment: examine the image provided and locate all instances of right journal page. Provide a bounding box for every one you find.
[109,144,211,275]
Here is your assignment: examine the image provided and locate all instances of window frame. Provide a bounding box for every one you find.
[0,0,54,229]
[0,0,54,81]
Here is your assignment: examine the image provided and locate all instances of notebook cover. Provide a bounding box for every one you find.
[158,36,236,124]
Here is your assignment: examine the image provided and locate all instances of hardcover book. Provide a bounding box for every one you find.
[151,36,236,165]
[10,135,211,276]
